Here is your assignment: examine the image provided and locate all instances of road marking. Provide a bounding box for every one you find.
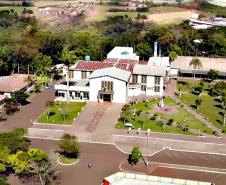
[28,136,61,140]
[28,128,64,132]
[168,148,226,156]
[113,134,226,146]
[154,163,226,174]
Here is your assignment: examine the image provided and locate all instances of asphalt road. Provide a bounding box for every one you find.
[7,139,226,185]
[150,148,226,170]
[151,167,226,185]
[30,139,127,185]
[0,87,55,132]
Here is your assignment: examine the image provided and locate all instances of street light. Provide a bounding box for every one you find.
[146,128,151,170]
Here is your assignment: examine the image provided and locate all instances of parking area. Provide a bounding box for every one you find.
[150,148,226,170]
[151,167,226,185]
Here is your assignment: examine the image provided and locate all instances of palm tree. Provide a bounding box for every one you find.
[221,95,226,126]
[189,58,202,86]
[46,100,54,122]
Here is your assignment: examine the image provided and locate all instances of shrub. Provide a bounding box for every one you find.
[58,134,80,158]
[150,116,156,120]
[128,147,141,165]
[167,118,174,125]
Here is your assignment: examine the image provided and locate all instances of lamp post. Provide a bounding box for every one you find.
[146,128,151,171]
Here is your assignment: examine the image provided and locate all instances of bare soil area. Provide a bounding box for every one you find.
[148,11,193,24]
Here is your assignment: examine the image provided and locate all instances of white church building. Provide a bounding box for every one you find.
[55,44,168,103]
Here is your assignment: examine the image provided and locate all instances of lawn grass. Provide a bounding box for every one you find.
[36,76,52,84]
[38,102,86,125]
[0,6,37,13]
[180,93,226,133]
[198,1,226,17]
[177,79,209,92]
[115,97,213,135]
[85,5,185,23]
[58,155,78,165]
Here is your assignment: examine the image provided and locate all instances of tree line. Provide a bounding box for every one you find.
[1,11,226,77]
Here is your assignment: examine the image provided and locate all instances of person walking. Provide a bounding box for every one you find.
[88,162,92,168]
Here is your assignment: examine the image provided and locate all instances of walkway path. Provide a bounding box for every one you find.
[165,79,223,137]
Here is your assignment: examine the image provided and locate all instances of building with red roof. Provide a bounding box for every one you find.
[55,46,167,103]
[0,74,29,98]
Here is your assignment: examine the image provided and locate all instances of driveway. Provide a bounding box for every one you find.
[0,87,55,132]
[8,139,226,185]
[8,139,127,185]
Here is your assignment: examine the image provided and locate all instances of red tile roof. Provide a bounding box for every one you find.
[74,61,113,71]
[0,74,28,93]
[0,95,6,102]
[74,59,138,72]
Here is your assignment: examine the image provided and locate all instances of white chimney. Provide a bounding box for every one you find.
[154,42,158,57]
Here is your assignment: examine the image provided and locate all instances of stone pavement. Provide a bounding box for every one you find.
[29,102,123,143]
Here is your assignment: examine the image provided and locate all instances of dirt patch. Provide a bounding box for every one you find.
[153,105,178,115]
[148,11,193,23]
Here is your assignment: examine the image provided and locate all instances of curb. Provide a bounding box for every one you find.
[57,156,80,166]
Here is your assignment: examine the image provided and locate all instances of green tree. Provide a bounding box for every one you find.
[0,146,10,173]
[0,175,8,185]
[208,69,219,81]
[46,100,54,122]
[195,98,202,109]
[58,134,80,158]
[136,42,152,60]
[12,91,28,105]
[0,128,29,153]
[26,75,35,86]
[34,82,41,93]
[169,51,177,62]
[3,98,19,115]
[189,58,202,85]
[128,147,141,165]
[33,53,52,90]
[221,94,226,126]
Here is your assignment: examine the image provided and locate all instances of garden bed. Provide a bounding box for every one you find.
[58,155,79,165]
[115,97,213,135]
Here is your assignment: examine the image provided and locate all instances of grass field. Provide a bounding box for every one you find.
[180,93,226,133]
[38,102,86,125]
[36,76,52,84]
[198,1,226,17]
[115,97,213,135]
[0,6,37,13]
[85,5,189,23]
[177,80,209,92]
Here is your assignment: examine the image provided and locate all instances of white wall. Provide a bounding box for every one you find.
[128,75,164,97]
[146,76,155,96]
[73,71,92,80]
[89,76,127,103]
[73,71,81,80]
